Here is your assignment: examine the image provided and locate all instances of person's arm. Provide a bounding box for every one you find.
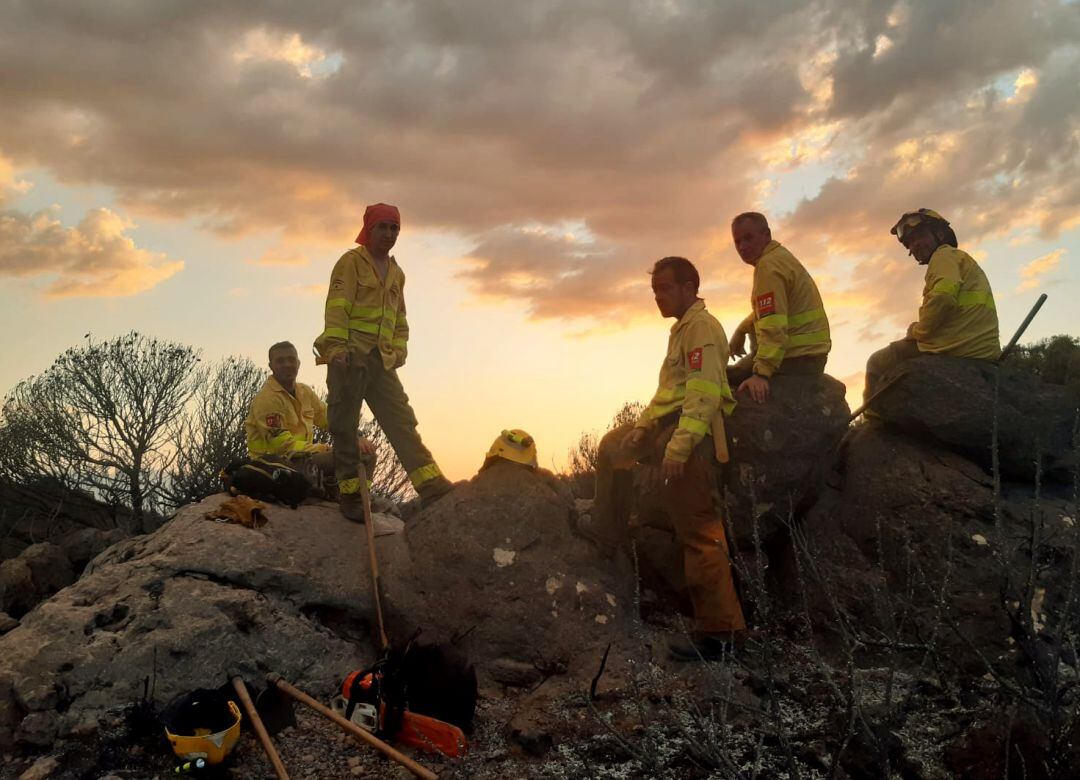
[910,252,961,343]
[246,396,302,457]
[665,322,735,463]
[729,312,756,357]
[391,276,409,369]
[315,253,358,365]
[751,263,790,378]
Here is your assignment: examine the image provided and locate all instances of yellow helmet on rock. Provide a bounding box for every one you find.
[890,208,950,243]
[483,429,538,470]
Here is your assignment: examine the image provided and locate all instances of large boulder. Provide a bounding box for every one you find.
[381,462,635,687]
[873,355,1078,482]
[795,424,1079,673]
[0,542,74,618]
[0,496,400,751]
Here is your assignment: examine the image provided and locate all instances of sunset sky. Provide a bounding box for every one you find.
[1,1,1078,480]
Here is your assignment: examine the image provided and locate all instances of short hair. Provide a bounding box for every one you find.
[731,211,771,235]
[649,256,700,293]
[268,341,297,361]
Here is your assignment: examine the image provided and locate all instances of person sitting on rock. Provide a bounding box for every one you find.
[606,256,746,661]
[727,212,832,404]
[863,209,1000,402]
[245,340,375,500]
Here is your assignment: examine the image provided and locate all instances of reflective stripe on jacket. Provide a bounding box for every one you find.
[314,245,409,370]
[636,300,737,463]
[911,245,1000,359]
[245,377,329,458]
[750,241,831,378]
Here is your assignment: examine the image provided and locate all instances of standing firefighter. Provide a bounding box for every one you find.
[622,256,746,661]
[314,203,453,521]
[727,212,831,403]
[863,209,1000,401]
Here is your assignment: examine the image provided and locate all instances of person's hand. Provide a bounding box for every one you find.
[737,374,770,404]
[625,428,646,448]
[729,327,748,358]
[661,458,685,483]
[359,437,376,457]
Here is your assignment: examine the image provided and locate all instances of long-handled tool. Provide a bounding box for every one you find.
[849,292,1048,422]
[230,676,290,780]
[358,462,390,651]
[266,673,437,780]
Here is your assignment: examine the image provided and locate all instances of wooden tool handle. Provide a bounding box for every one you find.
[231,676,290,780]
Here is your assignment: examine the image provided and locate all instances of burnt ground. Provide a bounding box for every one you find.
[3,608,1075,780]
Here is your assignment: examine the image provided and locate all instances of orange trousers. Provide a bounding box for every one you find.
[592,422,745,634]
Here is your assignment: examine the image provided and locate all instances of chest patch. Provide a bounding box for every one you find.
[756,292,776,316]
[265,414,282,429]
[687,347,703,370]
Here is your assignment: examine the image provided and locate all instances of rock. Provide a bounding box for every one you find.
[381,462,634,685]
[0,495,396,749]
[724,373,851,544]
[15,712,58,748]
[796,424,1079,671]
[0,612,18,634]
[873,355,1077,482]
[488,658,544,688]
[54,527,126,573]
[18,755,60,780]
[0,543,74,618]
[506,691,556,756]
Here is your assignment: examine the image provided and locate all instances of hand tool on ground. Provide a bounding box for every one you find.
[266,673,437,780]
[230,676,289,780]
[358,461,390,651]
[849,292,1048,422]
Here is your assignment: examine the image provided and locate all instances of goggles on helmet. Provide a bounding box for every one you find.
[890,208,949,243]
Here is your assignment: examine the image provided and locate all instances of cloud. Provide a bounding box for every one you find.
[1017,247,1066,292]
[0,1,1077,323]
[0,203,183,298]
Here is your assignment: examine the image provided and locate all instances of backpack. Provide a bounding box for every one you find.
[220,456,312,508]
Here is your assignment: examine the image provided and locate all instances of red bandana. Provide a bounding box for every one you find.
[355,203,401,246]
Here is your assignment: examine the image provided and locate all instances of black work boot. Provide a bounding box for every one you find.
[339,493,366,523]
[668,631,743,662]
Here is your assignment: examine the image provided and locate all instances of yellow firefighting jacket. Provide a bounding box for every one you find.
[742,241,831,378]
[245,377,329,458]
[911,245,1000,359]
[635,300,737,463]
[313,245,408,370]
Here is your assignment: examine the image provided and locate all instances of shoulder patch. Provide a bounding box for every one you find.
[331,278,345,291]
[688,347,703,370]
[265,414,282,429]
[756,292,776,316]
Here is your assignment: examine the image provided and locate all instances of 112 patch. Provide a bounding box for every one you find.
[265,414,282,428]
[687,347,703,370]
[756,292,776,316]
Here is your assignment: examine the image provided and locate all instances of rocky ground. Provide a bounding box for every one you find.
[1,363,1077,779]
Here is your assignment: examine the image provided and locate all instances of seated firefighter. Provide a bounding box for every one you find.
[863,209,1001,402]
[245,341,375,498]
[584,256,746,661]
[727,211,831,403]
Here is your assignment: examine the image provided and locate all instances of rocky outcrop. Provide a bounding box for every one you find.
[0,497,403,751]
[873,355,1078,482]
[0,542,74,619]
[381,461,634,687]
[795,423,1079,672]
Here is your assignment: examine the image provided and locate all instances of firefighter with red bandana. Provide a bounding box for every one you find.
[314,203,453,521]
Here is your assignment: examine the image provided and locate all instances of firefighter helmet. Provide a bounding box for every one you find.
[482,429,538,470]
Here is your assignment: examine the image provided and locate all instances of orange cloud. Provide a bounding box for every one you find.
[0,204,183,298]
[1017,247,1065,293]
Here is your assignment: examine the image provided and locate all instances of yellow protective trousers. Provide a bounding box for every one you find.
[327,350,449,499]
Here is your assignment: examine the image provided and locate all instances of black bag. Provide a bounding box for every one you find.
[220,456,312,508]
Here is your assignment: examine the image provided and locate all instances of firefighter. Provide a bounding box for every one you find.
[314,203,453,521]
[619,256,746,661]
[727,212,831,403]
[244,341,374,489]
[863,209,1000,401]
